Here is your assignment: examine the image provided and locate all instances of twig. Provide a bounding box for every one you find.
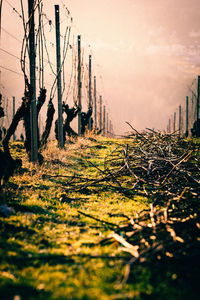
[78,210,118,227]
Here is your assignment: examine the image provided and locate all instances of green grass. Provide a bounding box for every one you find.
[0,137,149,300]
[0,136,199,299]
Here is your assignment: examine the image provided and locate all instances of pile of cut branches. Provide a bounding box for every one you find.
[59,131,200,295]
[59,131,199,198]
[99,131,199,294]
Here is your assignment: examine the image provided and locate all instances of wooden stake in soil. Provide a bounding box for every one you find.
[103,105,106,136]
[99,95,102,132]
[12,96,16,141]
[55,5,64,148]
[197,75,200,121]
[179,105,182,138]
[186,96,189,137]
[28,0,38,161]
[88,55,92,130]
[94,76,97,131]
[77,35,82,135]
[174,112,176,133]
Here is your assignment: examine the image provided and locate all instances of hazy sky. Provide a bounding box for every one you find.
[1,0,200,134]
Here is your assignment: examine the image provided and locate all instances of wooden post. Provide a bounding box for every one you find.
[88,55,92,130]
[179,105,181,138]
[99,95,102,132]
[191,93,194,125]
[13,96,16,141]
[103,105,106,136]
[55,5,64,148]
[169,118,171,133]
[94,76,97,131]
[77,35,82,135]
[197,75,200,121]
[28,0,38,161]
[106,112,108,136]
[174,112,176,133]
[186,96,189,137]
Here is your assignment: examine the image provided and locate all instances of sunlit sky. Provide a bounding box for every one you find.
[0,0,200,134]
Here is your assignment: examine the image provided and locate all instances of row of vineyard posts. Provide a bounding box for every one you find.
[166,75,200,138]
[0,0,115,164]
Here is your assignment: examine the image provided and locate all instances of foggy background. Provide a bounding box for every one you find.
[0,0,200,137]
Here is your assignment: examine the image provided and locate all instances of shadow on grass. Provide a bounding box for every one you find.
[7,203,51,215]
[0,220,36,236]
[0,281,52,300]
[1,253,75,269]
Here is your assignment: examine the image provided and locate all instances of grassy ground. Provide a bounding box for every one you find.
[0,136,149,300]
[0,136,199,300]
